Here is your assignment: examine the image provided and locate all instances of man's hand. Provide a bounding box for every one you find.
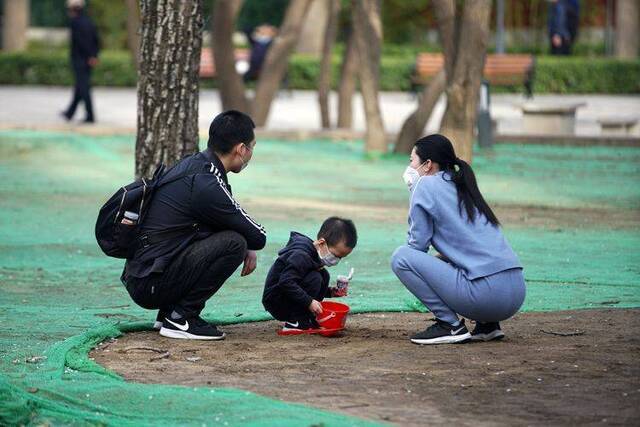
[552,34,562,48]
[88,57,99,67]
[309,299,323,315]
[241,250,257,277]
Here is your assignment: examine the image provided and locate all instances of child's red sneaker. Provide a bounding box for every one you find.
[278,317,319,335]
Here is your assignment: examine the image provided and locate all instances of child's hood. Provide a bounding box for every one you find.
[278,231,320,262]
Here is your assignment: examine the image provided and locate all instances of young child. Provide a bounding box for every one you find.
[262,217,357,334]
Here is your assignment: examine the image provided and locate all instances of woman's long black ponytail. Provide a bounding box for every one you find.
[414,134,500,226]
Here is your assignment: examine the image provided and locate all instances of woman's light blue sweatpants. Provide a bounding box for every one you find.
[391,246,526,325]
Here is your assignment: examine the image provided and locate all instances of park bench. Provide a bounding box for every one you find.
[520,102,586,136]
[597,117,639,136]
[411,53,536,97]
[199,47,249,78]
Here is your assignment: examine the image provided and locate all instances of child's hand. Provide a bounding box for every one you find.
[309,299,323,315]
[330,286,347,297]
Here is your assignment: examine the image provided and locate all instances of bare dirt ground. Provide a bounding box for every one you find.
[92,309,640,426]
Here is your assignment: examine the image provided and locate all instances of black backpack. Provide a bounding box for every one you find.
[95,164,190,259]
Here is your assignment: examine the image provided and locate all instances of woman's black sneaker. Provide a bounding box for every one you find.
[159,315,225,340]
[410,318,471,345]
[470,322,505,341]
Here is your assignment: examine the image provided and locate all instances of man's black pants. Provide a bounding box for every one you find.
[263,271,326,322]
[126,231,247,318]
[64,60,95,121]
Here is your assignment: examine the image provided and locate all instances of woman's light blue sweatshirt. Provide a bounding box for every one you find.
[407,171,522,280]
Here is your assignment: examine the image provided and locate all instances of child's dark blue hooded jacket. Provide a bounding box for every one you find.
[262,232,330,309]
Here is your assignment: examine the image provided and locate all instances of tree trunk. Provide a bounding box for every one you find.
[432,0,456,78]
[125,0,141,69]
[438,0,491,163]
[2,0,29,52]
[252,0,313,126]
[212,0,249,112]
[136,0,203,179]
[615,0,639,59]
[394,70,446,154]
[352,0,386,154]
[337,29,358,129]
[318,0,340,129]
[296,0,329,55]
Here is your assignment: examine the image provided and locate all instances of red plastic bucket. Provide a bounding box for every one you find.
[316,301,350,331]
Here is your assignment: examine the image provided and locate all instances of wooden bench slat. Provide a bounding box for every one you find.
[413,52,534,92]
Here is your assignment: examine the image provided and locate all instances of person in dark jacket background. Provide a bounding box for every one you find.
[263,217,357,334]
[62,0,99,123]
[123,111,266,340]
[548,0,580,55]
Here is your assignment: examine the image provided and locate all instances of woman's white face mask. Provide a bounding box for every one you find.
[403,148,432,191]
[402,165,421,191]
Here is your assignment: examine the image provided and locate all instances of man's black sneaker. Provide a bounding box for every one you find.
[470,322,505,342]
[153,310,166,330]
[280,317,320,335]
[410,318,471,345]
[159,315,225,340]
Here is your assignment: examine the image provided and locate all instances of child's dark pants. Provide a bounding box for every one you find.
[264,270,326,321]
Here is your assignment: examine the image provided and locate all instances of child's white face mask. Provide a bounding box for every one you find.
[317,243,341,267]
[320,252,340,267]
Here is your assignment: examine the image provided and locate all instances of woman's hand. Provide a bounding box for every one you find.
[308,299,323,315]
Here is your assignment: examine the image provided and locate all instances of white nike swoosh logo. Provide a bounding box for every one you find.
[166,318,189,331]
[287,321,299,328]
[451,326,465,335]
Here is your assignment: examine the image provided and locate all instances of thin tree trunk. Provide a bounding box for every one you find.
[432,0,456,79]
[352,0,386,154]
[394,70,446,154]
[615,0,639,59]
[438,0,491,163]
[2,0,29,52]
[213,0,249,112]
[252,0,313,126]
[296,0,329,55]
[318,0,340,129]
[136,0,203,179]
[337,29,358,129]
[125,0,141,69]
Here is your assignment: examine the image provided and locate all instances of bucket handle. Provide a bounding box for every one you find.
[317,312,336,323]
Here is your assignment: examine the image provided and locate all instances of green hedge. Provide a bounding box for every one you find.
[0,50,137,87]
[1,49,638,94]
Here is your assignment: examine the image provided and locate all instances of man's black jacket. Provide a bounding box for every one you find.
[70,12,99,62]
[262,232,330,309]
[124,149,266,280]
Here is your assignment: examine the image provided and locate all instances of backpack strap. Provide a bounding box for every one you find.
[138,161,215,247]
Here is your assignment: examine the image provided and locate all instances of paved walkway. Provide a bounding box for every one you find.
[0,85,638,136]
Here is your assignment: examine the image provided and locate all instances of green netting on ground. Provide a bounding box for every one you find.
[1,130,639,426]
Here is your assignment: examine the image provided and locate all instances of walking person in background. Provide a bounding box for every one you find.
[548,0,580,55]
[391,134,526,345]
[61,0,99,124]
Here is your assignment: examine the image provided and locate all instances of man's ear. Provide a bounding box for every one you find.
[314,238,326,247]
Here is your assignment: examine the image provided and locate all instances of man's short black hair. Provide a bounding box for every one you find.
[207,110,255,154]
[317,217,358,248]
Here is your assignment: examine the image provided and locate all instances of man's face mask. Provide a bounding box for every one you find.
[239,143,253,171]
